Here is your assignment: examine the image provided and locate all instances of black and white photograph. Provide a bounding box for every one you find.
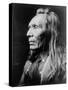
[9,3,66,87]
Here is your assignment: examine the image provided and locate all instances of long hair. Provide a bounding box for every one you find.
[36,8,66,80]
[36,8,59,62]
[28,8,66,78]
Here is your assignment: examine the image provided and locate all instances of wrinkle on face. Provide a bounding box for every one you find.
[27,14,48,50]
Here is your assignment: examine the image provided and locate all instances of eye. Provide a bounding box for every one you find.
[32,24,38,29]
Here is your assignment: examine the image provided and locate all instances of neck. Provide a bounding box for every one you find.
[28,47,49,63]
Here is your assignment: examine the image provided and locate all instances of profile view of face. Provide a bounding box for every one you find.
[27,14,47,50]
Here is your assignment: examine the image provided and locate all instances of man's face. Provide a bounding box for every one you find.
[27,14,47,50]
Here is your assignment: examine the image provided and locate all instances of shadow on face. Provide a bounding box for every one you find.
[26,14,49,50]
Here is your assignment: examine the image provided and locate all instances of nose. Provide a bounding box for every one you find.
[27,28,33,37]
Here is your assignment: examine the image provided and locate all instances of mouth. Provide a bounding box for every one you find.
[29,41,35,45]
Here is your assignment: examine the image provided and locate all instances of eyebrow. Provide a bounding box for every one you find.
[28,24,38,28]
[28,23,42,29]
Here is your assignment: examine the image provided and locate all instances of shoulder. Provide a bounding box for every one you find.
[24,60,32,74]
[56,47,66,70]
[40,47,66,84]
[56,47,66,83]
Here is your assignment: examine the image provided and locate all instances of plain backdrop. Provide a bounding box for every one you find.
[0,0,68,90]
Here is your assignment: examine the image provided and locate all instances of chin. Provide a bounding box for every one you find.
[30,45,39,50]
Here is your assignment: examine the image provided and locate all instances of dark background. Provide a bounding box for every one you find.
[11,3,66,86]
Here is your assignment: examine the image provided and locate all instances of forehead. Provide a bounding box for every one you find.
[29,14,47,26]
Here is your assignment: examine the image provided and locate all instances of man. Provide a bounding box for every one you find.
[19,8,66,86]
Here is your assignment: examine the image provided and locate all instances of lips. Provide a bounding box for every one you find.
[28,38,37,45]
[29,41,35,45]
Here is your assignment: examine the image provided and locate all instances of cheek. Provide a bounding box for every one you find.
[34,29,44,39]
[32,29,46,46]
[36,32,46,47]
